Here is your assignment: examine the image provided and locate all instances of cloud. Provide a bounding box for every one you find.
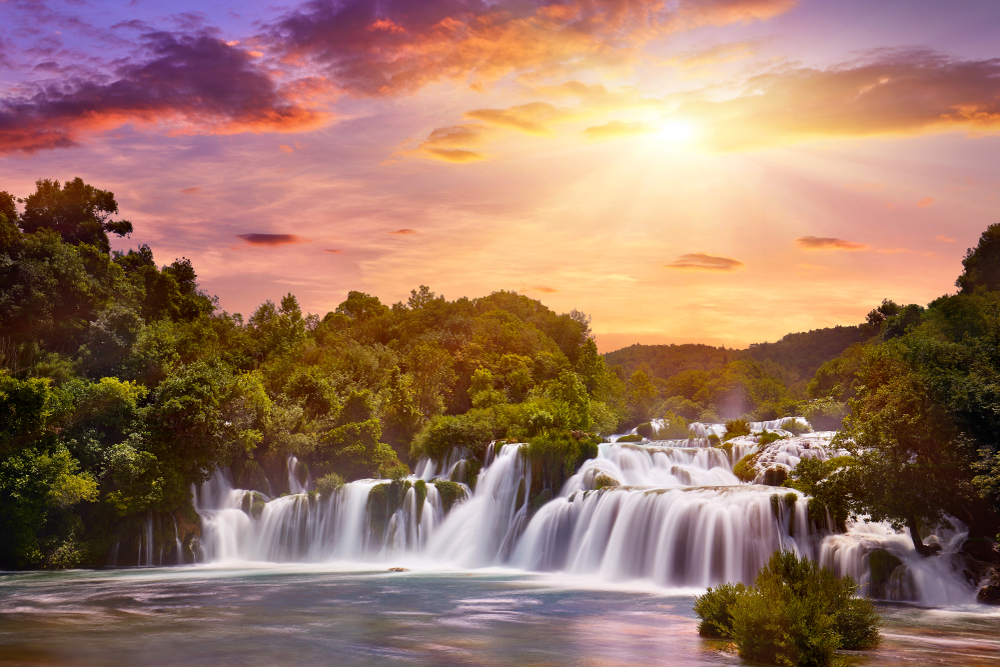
[524,285,558,293]
[936,235,955,243]
[0,31,331,154]
[667,39,762,69]
[465,103,564,135]
[405,123,495,162]
[877,247,935,257]
[584,119,656,140]
[675,49,1000,151]
[324,248,343,253]
[917,197,935,207]
[666,253,745,271]
[279,144,295,153]
[181,187,201,195]
[389,229,417,235]
[266,0,797,96]
[795,236,868,251]
[237,233,304,246]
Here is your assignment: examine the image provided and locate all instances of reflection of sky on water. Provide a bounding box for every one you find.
[0,567,996,667]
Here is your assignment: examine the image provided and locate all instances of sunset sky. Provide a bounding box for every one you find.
[2,0,999,351]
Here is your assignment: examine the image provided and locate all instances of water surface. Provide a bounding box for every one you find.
[1,566,997,666]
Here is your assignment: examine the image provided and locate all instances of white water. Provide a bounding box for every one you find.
[190,423,981,606]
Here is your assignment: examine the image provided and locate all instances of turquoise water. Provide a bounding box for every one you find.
[1,566,997,666]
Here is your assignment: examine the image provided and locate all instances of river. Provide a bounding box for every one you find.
[1,565,997,666]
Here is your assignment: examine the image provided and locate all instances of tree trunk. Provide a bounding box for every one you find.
[907,517,936,557]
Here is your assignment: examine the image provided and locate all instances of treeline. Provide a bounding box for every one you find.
[1,177,998,569]
[0,178,632,568]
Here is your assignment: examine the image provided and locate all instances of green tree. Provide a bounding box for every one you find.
[18,178,133,253]
[957,222,1000,293]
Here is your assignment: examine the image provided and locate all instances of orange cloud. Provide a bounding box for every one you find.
[917,197,935,207]
[390,229,417,235]
[0,32,331,154]
[237,233,304,246]
[279,144,295,153]
[269,0,797,96]
[465,103,565,135]
[666,253,744,271]
[675,50,1000,151]
[796,236,869,251]
[584,119,656,140]
[181,187,201,195]
[667,40,762,69]
[524,286,558,293]
[324,248,344,253]
[936,235,955,243]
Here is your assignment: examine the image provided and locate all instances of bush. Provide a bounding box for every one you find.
[635,422,654,438]
[695,550,881,667]
[723,418,751,441]
[801,399,849,431]
[783,418,811,436]
[315,472,345,497]
[693,582,746,638]
[733,452,760,482]
[616,433,642,442]
[759,430,786,446]
[656,411,690,439]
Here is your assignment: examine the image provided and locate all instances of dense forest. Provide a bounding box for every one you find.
[1,178,998,569]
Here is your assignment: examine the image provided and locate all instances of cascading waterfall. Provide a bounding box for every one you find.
[190,422,980,605]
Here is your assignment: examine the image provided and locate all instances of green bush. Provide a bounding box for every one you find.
[783,419,811,436]
[733,452,760,482]
[635,422,654,438]
[759,429,786,446]
[431,479,466,513]
[693,582,746,638]
[616,433,642,442]
[723,418,751,441]
[315,472,345,497]
[695,550,881,667]
[656,411,690,439]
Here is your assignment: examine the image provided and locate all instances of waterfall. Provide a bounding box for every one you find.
[190,426,978,605]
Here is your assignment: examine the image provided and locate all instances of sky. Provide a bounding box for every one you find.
[1,0,999,352]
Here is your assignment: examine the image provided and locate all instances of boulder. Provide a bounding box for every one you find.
[977,583,1000,604]
[960,538,1000,563]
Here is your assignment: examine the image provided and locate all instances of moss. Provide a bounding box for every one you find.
[616,433,642,442]
[707,434,720,447]
[733,452,760,482]
[635,422,654,438]
[594,472,620,489]
[414,479,427,522]
[431,479,465,514]
[465,458,482,492]
[715,440,734,459]
[531,488,552,513]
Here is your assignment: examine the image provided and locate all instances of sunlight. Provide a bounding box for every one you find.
[655,119,698,146]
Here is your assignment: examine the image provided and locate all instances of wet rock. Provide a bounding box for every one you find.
[761,466,788,487]
[977,582,1000,604]
[960,538,1000,563]
[593,473,620,489]
[867,548,903,599]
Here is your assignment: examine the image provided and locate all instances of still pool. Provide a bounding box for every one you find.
[1,565,997,666]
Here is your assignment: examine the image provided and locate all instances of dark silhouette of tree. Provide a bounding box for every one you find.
[18,178,132,253]
[957,222,1000,293]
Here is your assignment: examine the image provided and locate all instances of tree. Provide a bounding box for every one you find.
[835,343,976,555]
[18,178,132,253]
[957,222,1000,293]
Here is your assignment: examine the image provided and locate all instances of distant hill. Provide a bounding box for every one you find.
[604,324,869,383]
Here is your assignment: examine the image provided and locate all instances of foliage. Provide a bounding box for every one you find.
[314,472,345,496]
[723,418,751,441]
[656,411,690,439]
[695,551,881,667]
[957,222,1000,293]
[759,430,786,446]
[733,452,761,483]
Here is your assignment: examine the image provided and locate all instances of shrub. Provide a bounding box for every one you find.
[733,452,760,482]
[723,418,751,441]
[431,479,466,513]
[315,472,345,497]
[801,399,849,431]
[635,422,654,438]
[783,419,811,436]
[656,411,690,439]
[759,430,786,446]
[616,433,642,442]
[693,582,746,638]
[695,550,881,667]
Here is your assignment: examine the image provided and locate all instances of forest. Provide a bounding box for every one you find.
[1,178,999,569]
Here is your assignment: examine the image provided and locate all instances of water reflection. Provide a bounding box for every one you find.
[0,567,996,666]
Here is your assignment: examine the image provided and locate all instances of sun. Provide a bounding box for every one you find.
[656,120,698,146]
